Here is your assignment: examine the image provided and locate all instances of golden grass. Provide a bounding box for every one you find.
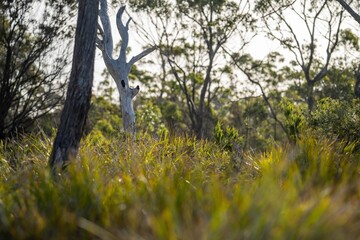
[0,132,359,239]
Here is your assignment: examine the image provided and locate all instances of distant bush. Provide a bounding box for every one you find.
[214,121,244,151]
[280,98,307,141]
[309,98,360,149]
[87,96,122,137]
[137,101,168,136]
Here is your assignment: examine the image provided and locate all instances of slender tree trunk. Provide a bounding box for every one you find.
[0,118,5,139]
[0,98,10,139]
[307,81,315,111]
[0,108,11,139]
[195,115,203,139]
[0,44,13,139]
[355,66,360,98]
[49,0,99,173]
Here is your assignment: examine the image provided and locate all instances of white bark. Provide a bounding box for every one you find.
[97,0,157,138]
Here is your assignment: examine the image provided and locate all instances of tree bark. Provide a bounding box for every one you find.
[355,66,360,98]
[307,81,315,112]
[97,1,156,139]
[49,0,99,173]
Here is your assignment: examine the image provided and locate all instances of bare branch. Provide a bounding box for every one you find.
[167,57,197,127]
[98,0,114,59]
[131,86,140,99]
[266,2,305,68]
[126,17,132,29]
[306,1,327,81]
[116,6,128,62]
[261,0,297,18]
[116,6,127,32]
[128,45,157,67]
[313,7,344,83]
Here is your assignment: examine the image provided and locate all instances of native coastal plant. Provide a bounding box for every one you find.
[0,131,359,239]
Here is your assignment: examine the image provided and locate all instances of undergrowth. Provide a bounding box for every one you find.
[0,132,359,239]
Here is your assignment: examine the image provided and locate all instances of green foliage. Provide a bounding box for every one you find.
[87,96,122,137]
[244,100,268,125]
[0,0,71,139]
[161,101,182,123]
[309,98,360,145]
[136,101,168,136]
[280,98,306,141]
[255,0,295,13]
[158,101,186,134]
[97,77,115,102]
[128,0,171,12]
[319,66,355,101]
[340,28,359,51]
[95,120,116,136]
[4,0,360,235]
[0,132,359,239]
[214,122,244,151]
[225,98,276,152]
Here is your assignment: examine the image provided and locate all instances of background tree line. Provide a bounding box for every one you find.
[1,0,359,156]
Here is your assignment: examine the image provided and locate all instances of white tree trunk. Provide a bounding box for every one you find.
[97,0,156,138]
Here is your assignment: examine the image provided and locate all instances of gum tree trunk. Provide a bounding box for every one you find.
[49,0,99,173]
[355,66,360,98]
[97,0,156,139]
[307,81,315,112]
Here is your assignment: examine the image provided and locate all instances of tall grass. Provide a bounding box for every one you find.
[0,132,359,239]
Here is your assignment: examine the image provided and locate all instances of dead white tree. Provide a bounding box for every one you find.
[97,0,157,138]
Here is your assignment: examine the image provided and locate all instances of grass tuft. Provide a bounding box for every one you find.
[0,132,359,239]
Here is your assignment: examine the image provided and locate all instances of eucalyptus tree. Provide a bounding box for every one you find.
[130,0,254,138]
[0,0,72,139]
[226,51,291,141]
[334,0,360,98]
[256,0,346,111]
[49,0,98,173]
[97,0,157,138]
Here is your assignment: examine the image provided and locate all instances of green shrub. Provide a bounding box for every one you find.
[280,98,306,141]
[137,101,168,136]
[214,121,244,151]
[310,98,360,144]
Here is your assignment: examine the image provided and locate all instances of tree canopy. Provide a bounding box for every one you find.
[0,0,74,139]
